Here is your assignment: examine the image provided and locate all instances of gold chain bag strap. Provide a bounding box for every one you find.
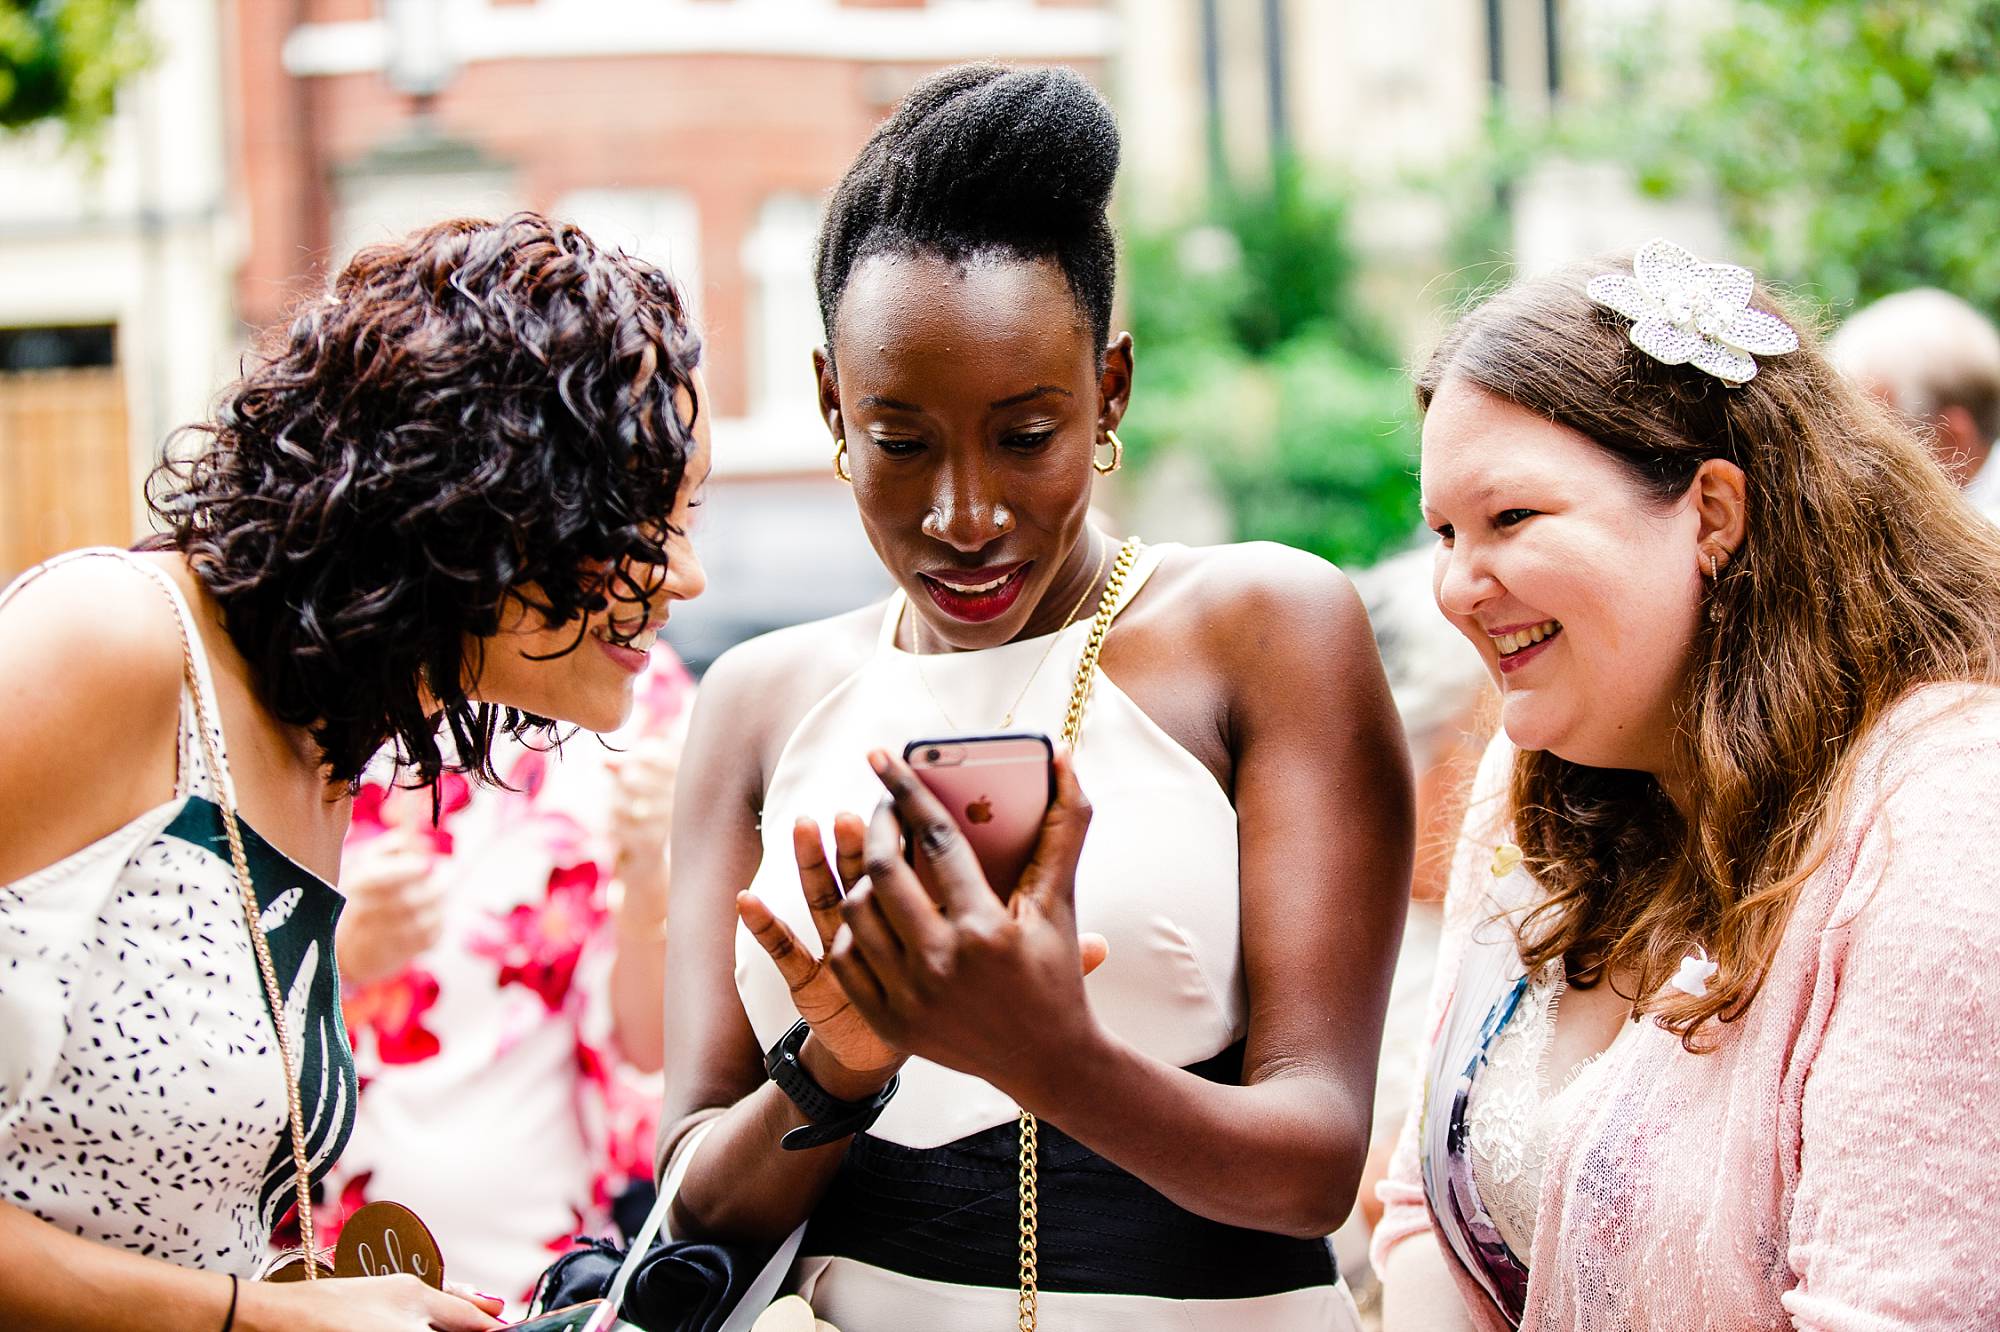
[161,598,322,1278]
[1017,534,1142,1332]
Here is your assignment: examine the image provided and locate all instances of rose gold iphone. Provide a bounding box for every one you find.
[903,733,1054,901]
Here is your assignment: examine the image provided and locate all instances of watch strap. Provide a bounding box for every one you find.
[765,1018,898,1151]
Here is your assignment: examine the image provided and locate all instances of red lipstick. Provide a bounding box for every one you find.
[919,562,1030,624]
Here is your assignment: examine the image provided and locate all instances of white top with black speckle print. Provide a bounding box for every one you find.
[0,549,355,1276]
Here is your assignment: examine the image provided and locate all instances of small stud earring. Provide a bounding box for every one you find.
[1706,552,1719,581]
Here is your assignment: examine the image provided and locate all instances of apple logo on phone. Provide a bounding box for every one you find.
[965,796,994,825]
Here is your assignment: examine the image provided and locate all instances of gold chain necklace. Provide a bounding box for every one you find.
[167,600,321,1277]
[905,535,1110,732]
[1018,534,1141,1332]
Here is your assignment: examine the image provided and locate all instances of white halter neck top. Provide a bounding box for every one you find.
[735,542,1245,1149]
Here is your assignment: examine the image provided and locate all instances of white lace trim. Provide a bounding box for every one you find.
[1464,959,1633,1259]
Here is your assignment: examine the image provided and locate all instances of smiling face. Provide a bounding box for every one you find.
[1420,376,1708,775]
[822,251,1130,651]
[470,376,713,732]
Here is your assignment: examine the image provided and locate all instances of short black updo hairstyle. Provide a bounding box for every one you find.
[149,212,702,789]
[814,63,1120,361]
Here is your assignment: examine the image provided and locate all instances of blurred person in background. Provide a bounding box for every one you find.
[320,651,694,1317]
[1376,245,2000,1330]
[1829,287,2000,520]
[658,63,1413,1330]
[1333,545,1494,1312]
[0,213,709,1332]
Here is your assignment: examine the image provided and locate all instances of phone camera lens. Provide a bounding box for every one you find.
[925,748,941,762]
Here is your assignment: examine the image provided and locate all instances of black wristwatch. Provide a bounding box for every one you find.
[765,1018,899,1151]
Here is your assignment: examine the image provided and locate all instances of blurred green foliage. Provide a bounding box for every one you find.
[1572,0,2000,315]
[1120,160,1421,568]
[0,0,150,138]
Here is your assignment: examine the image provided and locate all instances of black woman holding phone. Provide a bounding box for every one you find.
[659,65,1413,1329]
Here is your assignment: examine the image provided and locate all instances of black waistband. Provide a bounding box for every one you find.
[801,1041,1338,1300]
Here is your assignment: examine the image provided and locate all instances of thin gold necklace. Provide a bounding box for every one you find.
[905,534,1111,731]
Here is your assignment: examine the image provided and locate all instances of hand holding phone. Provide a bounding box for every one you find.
[902,733,1054,902]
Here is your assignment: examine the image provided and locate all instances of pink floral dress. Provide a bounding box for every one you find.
[309,657,693,1311]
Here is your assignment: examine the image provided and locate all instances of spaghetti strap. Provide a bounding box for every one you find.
[0,547,234,803]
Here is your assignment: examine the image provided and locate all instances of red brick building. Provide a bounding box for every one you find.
[232,0,1111,451]
[220,1,1112,661]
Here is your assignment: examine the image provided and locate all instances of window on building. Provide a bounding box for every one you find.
[0,324,116,372]
[742,192,823,421]
[554,188,704,320]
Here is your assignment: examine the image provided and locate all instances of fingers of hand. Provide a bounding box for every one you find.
[1078,931,1110,976]
[840,882,906,976]
[425,1281,503,1331]
[409,900,447,950]
[346,848,436,898]
[832,812,868,889]
[866,757,991,916]
[343,1274,499,1330]
[792,819,848,951]
[827,921,889,1015]
[443,1281,506,1317]
[870,753,971,864]
[737,891,820,991]
[1021,748,1093,918]
[609,755,678,829]
[861,799,956,931]
[356,876,445,933]
[846,819,948,956]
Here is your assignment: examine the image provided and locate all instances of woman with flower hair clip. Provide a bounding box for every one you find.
[1375,241,2000,1329]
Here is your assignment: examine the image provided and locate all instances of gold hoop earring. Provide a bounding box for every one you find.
[1093,428,1125,476]
[833,438,852,484]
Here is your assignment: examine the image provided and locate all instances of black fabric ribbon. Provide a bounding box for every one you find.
[531,1235,780,1332]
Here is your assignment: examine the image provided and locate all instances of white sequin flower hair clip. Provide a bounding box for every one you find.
[1586,238,1799,385]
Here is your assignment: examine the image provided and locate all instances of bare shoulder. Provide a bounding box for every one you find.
[0,553,186,713]
[683,602,888,791]
[0,552,187,882]
[1137,540,1371,663]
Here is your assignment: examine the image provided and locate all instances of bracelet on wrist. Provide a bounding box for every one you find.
[764,1019,898,1151]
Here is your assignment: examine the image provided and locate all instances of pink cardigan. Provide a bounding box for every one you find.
[1373,684,2000,1329]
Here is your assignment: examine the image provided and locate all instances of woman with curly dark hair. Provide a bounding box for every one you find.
[0,212,708,1332]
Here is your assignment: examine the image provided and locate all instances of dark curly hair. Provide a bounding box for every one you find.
[148,212,702,789]
[814,63,1120,360]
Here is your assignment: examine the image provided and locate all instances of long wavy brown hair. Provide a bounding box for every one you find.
[1418,257,2000,1048]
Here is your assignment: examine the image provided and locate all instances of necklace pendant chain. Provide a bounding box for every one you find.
[1018,535,1141,1331]
[887,535,1144,1332]
[169,607,321,1277]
